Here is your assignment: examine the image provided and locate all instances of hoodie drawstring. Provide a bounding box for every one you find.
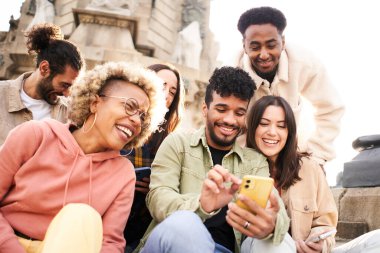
[62,150,80,207]
[88,156,93,205]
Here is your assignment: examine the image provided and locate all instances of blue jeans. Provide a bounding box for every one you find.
[215,243,233,253]
[141,210,227,253]
[140,210,297,253]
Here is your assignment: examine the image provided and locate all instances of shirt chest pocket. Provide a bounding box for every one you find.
[180,165,207,193]
[290,198,318,240]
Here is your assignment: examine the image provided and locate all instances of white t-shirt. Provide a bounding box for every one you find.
[20,86,51,120]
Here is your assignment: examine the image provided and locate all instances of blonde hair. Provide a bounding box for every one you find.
[68,61,167,149]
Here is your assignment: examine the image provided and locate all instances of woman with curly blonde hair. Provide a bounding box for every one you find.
[0,61,166,253]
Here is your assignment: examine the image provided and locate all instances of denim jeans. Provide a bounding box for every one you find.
[140,210,215,253]
[140,210,296,253]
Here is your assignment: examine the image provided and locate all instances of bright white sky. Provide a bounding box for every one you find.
[1,0,379,185]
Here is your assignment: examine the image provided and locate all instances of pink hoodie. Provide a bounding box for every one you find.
[0,119,135,253]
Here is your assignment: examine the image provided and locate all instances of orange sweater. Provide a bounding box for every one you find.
[0,119,135,253]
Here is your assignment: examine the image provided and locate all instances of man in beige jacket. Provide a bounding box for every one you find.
[0,23,84,144]
[235,6,345,166]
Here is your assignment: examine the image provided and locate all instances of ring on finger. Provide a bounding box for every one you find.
[243,221,250,229]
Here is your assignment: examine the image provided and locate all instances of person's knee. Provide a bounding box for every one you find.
[144,211,214,253]
[151,211,208,241]
[242,233,295,253]
[163,211,202,228]
[62,203,98,216]
[59,203,102,226]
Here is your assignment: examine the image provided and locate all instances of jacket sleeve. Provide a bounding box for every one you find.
[309,162,338,253]
[300,60,345,164]
[0,122,41,253]
[271,188,290,245]
[100,164,135,253]
[146,134,214,223]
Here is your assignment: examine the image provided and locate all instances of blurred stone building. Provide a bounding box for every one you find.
[0,0,221,130]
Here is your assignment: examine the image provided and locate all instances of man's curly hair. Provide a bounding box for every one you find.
[237,6,287,36]
[205,66,256,107]
[68,61,167,150]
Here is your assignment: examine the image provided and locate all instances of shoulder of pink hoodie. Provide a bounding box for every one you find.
[0,119,136,253]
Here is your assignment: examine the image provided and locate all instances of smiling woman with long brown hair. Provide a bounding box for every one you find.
[246,95,337,253]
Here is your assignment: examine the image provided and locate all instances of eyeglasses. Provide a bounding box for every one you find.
[99,94,149,128]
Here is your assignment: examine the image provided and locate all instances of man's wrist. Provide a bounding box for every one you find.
[199,201,218,215]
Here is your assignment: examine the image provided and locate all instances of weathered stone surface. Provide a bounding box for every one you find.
[336,221,368,240]
[331,187,346,213]
[332,187,380,240]
[339,187,380,231]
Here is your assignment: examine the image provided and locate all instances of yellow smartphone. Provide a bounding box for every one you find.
[236,175,274,211]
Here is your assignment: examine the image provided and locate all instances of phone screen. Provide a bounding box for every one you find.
[305,229,337,243]
[135,167,151,181]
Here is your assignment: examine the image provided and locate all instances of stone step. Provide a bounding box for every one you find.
[336,221,368,240]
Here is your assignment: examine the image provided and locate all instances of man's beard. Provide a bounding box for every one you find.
[36,75,60,105]
[207,120,241,148]
[253,65,278,84]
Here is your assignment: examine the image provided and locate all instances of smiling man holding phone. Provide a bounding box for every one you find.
[132,67,296,253]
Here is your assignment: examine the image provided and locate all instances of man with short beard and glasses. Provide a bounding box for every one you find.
[0,23,84,144]
[133,67,294,253]
[235,6,345,168]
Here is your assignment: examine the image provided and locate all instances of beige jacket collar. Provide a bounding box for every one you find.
[7,72,32,112]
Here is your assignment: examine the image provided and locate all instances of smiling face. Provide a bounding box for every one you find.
[203,92,248,150]
[91,80,150,152]
[156,69,178,109]
[254,105,288,162]
[37,65,79,105]
[243,24,284,77]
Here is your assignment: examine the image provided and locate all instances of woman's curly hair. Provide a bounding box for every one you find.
[68,61,167,149]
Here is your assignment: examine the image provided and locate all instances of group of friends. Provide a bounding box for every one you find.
[0,5,379,253]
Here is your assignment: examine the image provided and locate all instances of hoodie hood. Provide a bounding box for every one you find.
[45,118,121,161]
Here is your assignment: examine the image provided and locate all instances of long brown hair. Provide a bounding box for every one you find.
[246,96,309,190]
[148,63,184,152]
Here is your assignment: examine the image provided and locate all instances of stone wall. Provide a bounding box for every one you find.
[332,187,380,240]
[145,0,182,61]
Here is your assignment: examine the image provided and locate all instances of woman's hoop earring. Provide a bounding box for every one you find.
[121,149,133,156]
[82,113,97,134]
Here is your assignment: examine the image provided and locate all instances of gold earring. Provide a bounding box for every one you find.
[82,113,97,133]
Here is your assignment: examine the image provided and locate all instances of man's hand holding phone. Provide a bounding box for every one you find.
[226,190,279,239]
[200,165,242,213]
[226,175,278,239]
